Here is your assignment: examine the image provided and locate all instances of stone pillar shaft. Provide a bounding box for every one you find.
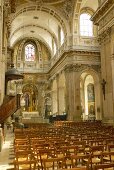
[64,65,81,121]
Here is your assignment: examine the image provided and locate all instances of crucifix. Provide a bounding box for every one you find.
[101,79,106,100]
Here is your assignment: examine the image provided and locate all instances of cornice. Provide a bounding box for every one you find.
[48,50,100,79]
[91,0,113,25]
[49,50,100,70]
[49,50,100,72]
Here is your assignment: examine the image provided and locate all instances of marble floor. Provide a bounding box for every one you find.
[0,128,14,170]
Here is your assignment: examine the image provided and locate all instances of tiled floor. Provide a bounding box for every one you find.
[0,128,14,170]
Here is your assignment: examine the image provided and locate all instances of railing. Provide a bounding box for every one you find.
[0,95,17,123]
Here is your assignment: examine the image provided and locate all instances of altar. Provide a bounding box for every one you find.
[22,112,49,124]
[22,111,39,119]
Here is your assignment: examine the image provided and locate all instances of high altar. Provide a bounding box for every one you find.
[22,111,49,124]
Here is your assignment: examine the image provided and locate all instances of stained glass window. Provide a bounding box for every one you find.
[80,13,93,36]
[25,44,35,61]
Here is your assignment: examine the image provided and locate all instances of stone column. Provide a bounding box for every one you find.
[111,27,114,117]
[51,77,57,114]
[99,28,114,123]
[56,74,59,114]
[0,0,4,104]
[64,64,82,121]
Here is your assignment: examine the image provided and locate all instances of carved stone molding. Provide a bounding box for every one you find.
[64,64,101,73]
[59,0,73,19]
[111,54,114,60]
[92,0,113,25]
[98,27,111,44]
[64,64,86,72]
[23,0,43,5]
[91,65,101,73]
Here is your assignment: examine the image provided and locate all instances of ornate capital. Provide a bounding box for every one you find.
[98,27,111,44]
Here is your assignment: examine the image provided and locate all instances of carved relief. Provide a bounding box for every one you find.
[64,64,86,72]
[64,64,101,73]
[79,37,99,46]
[99,8,114,30]
[63,0,73,18]
[59,0,73,19]
[92,0,113,25]
[98,27,111,44]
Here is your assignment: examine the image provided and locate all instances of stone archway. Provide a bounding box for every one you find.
[80,70,102,120]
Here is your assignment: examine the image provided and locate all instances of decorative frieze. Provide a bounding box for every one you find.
[64,64,101,73]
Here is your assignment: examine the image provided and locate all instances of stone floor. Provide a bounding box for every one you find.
[0,128,14,170]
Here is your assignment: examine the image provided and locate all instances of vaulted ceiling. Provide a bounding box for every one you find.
[5,0,98,54]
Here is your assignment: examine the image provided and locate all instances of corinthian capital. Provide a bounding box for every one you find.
[98,27,111,44]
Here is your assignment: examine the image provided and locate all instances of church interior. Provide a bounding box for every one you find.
[0,0,114,169]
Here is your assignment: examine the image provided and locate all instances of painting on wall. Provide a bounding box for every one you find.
[87,83,95,102]
[87,83,95,115]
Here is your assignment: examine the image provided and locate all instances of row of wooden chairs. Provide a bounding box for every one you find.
[9,121,114,170]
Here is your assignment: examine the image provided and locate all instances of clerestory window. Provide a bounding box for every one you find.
[25,44,35,61]
[80,13,93,36]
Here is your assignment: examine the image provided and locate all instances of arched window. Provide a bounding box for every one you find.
[25,43,35,61]
[80,13,93,36]
[60,28,64,45]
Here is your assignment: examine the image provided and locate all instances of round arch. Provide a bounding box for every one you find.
[80,68,102,121]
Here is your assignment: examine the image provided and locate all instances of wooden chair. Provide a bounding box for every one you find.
[108,144,114,152]
[71,154,91,169]
[14,144,31,152]
[89,145,104,155]
[73,141,86,155]
[61,145,78,156]
[36,148,57,169]
[58,168,87,170]
[13,160,36,170]
[102,151,114,163]
[93,163,114,170]
[41,157,64,170]
[14,150,35,162]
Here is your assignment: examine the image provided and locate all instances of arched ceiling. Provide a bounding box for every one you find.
[74,0,98,19]
[7,0,99,54]
[80,0,98,11]
[8,0,73,50]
